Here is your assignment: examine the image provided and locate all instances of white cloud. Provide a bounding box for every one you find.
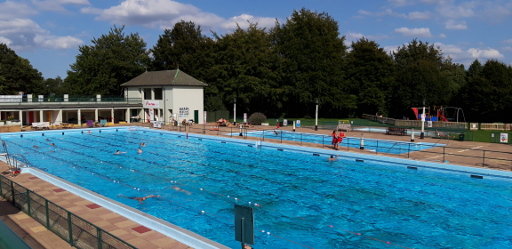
[503,46,512,52]
[34,35,83,49]
[221,14,276,30]
[468,48,504,59]
[394,27,432,37]
[439,33,447,38]
[0,1,37,19]
[435,42,465,60]
[0,36,12,46]
[0,18,82,51]
[407,11,431,19]
[436,2,475,19]
[504,39,512,44]
[86,0,276,31]
[32,0,90,12]
[445,20,467,30]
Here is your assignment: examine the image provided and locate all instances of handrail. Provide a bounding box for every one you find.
[0,174,137,249]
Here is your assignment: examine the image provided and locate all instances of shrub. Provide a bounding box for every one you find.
[248,112,267,125]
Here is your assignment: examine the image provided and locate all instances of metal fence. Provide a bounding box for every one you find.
[0,175,136,249]
[167,125,512,171]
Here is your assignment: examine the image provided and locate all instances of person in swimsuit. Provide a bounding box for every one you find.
[128,195,160,203]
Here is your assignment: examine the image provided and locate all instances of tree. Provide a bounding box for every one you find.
[151,21,214,80]
[390,40,461,118]
[65,26,149,96]
[0,43,44,94]
[272,8,352,117]
[209,24,281,115]
[345,38,395,116]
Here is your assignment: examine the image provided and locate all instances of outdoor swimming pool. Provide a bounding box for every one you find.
[244,130,444,154]
[1,127,511,248]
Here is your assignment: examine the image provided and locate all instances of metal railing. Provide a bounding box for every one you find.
[0,96,142,105]
[165,125,512,171]
[0,175,137,249]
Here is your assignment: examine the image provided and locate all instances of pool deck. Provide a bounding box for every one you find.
[0,123,510,249]
[0,162,192,249]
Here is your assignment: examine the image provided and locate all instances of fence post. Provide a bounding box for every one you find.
[26,190,31,216]
[407,143,411,158]
[482,150,486,167]
[67,212,74,245]
[45,200,50,228]
[262,130,265,141]
[443,147,446,162]
[376,140,379,154]
[10,181,15,206]
[300,133,303,145]
[0,177,2,196]
[322,136,325,148]
[97,228,103,249]
[280,130,283,143]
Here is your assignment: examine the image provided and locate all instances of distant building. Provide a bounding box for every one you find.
[121,69,207,124]
[0,69,206,127]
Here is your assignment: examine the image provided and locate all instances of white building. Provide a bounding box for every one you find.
[0,69,207,127]
[121,69,207,124]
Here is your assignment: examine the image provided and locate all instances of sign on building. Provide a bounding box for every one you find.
[500,133,509,143]
[143,100,160,108]
[179,107,189,117]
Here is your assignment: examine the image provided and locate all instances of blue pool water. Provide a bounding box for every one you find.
[1,128,511,249]
[244,130,444,154]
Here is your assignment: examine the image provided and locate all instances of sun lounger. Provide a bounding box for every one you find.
[31,122,50,130]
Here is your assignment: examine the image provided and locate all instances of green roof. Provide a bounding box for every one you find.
[120,69,207,87]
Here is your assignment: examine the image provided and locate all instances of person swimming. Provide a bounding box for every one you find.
[328,155,337,161]
[139,142,146,147]
[114,150,126,155]
[137,148,143,154]
[128,194,160,203]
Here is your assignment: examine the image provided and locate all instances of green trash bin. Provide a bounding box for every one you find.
[458,133,465,141]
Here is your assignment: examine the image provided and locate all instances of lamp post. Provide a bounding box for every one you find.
[314,98,319,131]
[420,99,425,139]
[233,98,237,125]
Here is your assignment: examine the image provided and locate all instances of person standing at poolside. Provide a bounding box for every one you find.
[337,131,345,148]
[331,130,338,150]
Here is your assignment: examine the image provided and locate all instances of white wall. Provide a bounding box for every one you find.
[126,88,141,99]
[171,86,204,124]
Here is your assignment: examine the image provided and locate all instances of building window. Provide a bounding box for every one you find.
[154,88,163,100]
[143,88,152,100]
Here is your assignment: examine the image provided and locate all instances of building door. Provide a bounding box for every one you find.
[194,110,199,124]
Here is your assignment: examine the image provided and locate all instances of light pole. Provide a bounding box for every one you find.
[314,98,319,131]
[420,99,425,139]
[233,98,237,125]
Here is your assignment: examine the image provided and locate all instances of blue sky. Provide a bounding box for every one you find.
[1,0,511,78]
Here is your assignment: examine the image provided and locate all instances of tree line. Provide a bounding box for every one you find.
[1,9,511,122]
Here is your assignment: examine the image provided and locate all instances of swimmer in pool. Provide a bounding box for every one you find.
[128,194,160,203]
[114,150,126,155]
[328,155,337,161]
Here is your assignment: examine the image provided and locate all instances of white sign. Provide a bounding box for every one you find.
[296,120,301,127]
[179,107,189,117]
[243,113,247,123]
[143,100,159,108]
[500,133,509,143]
[283,119,288,126]
[427,121,433,128]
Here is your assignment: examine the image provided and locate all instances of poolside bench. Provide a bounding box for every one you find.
[386,127,407,136]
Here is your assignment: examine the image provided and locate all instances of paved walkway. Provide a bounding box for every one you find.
[1,162,192,249]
